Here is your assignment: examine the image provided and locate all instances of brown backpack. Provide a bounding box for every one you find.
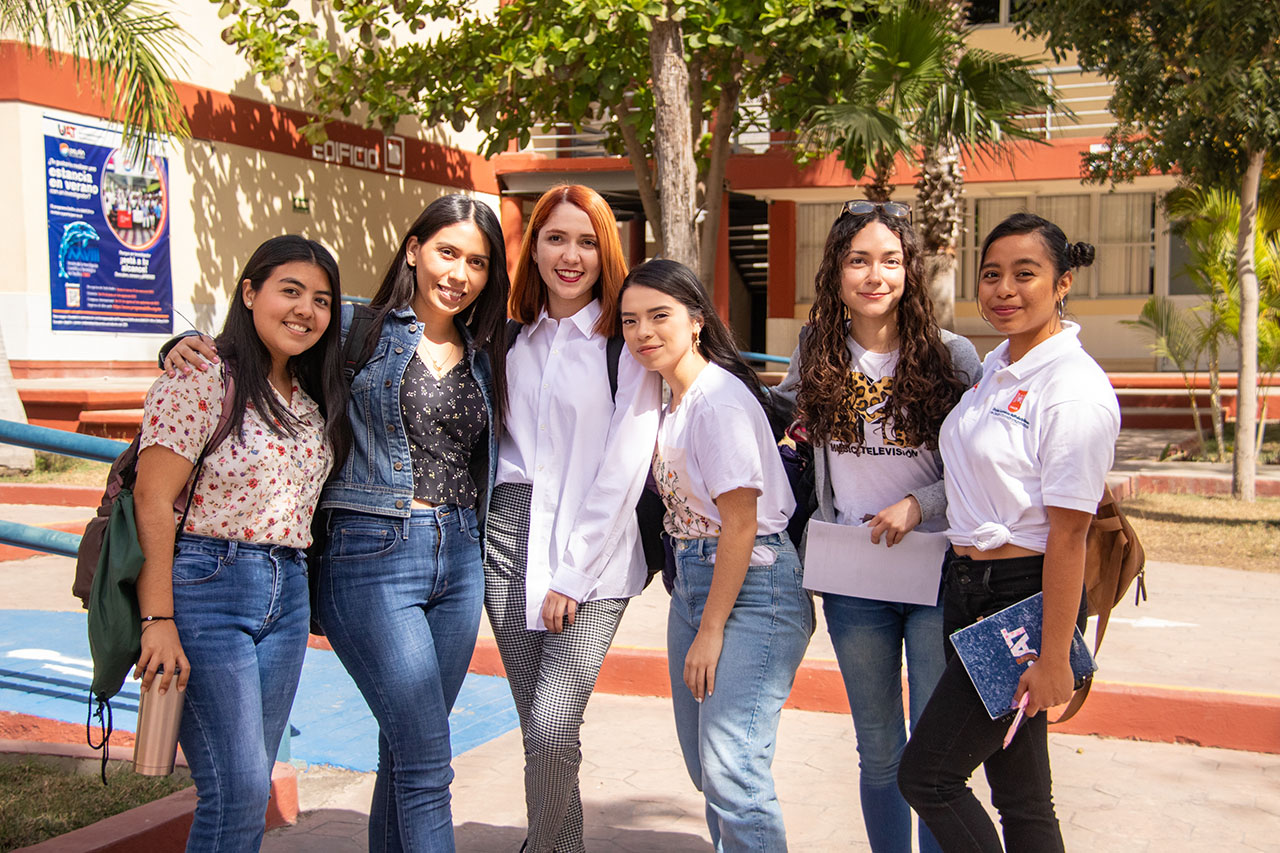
[1052,484,1147,723]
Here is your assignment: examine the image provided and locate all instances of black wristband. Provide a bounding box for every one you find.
[140,615,174,623]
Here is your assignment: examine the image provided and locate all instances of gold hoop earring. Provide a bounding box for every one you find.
[1056,299,1065,320]
[976,302,990,326]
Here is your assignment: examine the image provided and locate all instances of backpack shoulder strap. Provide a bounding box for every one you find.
[505,318,523,352]
[341,303,380,382]
[606,335,624,402]
[206,366,237,452]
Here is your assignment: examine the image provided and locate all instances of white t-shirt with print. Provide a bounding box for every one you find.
[940,323,1120,553]
[653,362,794,542]
[825,339,947,532]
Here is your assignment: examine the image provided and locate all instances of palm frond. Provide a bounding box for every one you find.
[0,0,189,156]
[796,102,910,178]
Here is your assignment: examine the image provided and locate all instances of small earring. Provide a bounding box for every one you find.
[693,328,702,349]
[406,258,415,268]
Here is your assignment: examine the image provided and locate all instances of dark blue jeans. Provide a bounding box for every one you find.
[172,534,310,853]
[316,506,484,853]
[898,551,1086,853]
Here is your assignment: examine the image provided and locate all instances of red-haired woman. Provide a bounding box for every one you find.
[485,185,661,853]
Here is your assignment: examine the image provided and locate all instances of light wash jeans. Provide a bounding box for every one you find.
[668,533,812,853]
[171,534,310,853]
[316,506,484,853]
[823,592,945,853]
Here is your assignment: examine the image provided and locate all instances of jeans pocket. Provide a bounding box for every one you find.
[460,512,481,544]
[329,517,399,560]
[172,549,223,586]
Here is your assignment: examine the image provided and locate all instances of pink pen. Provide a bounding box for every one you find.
[1003,693,1029,749]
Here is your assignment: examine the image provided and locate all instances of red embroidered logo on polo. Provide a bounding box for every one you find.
[1008,390,1028,413]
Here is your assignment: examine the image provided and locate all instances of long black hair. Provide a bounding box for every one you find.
[621,259,773,416]
[367,193,510,432]
[215,235,351,466]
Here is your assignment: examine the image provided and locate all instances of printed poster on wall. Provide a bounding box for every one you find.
[44,115,172,333]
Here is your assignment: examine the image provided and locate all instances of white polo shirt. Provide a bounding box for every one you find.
[940,323,1119,553]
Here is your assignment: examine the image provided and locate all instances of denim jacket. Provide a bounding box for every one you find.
[319,303,498,525]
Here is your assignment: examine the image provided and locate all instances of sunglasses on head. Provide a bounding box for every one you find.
[839,200,912,222]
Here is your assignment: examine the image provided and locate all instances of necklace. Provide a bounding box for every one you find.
[417,337,459,378]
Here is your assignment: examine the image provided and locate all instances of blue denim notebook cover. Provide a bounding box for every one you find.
[949,592,1098,719]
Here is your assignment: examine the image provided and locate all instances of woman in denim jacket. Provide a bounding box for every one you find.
[164,194,509,852]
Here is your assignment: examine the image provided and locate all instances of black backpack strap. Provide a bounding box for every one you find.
[505,318,523,352]
[606,335,624,402]
[342,304,380,382]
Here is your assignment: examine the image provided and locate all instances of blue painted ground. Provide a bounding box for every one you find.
[0,610,519,771]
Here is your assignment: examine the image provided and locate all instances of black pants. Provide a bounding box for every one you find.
[897,550,1086,852]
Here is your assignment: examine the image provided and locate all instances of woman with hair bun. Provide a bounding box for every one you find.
[898,212,1119,852]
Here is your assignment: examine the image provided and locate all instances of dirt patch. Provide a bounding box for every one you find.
[1122,492,1280,572]
[0,711,135,747]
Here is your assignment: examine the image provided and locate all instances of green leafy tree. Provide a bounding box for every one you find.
[1122,296,1214,457]
[793,0,1056,328]
[1019,0,1280,500]
[216,0,869,281]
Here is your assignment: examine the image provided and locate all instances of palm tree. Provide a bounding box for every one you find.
[0,0,187,471]
[1,0,189,157]
[1166,184,1280,461]
[797,0,1056,328]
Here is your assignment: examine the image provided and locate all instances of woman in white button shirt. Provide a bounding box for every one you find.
[484,184,661,853]
[898,213,1120,852]
[620,259,811,852]
[774,201,979,853]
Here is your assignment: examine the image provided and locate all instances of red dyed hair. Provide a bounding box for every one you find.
[508,184,627,337]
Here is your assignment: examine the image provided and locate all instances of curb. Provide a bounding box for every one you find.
[464,639,1280,755]
[2,740,297,852]
[0,485,103,507]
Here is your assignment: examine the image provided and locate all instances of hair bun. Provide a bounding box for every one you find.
[1067,241,1095,269]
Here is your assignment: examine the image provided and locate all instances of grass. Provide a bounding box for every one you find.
[1121,492,1280,572]
[0,758,192,850]
[0,451,111,487]
[1162,422,1280,464]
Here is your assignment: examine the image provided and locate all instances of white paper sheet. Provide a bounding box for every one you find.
[802,520,948,605]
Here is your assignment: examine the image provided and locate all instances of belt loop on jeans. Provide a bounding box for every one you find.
[224,539,239,564]
[401,516,410,541]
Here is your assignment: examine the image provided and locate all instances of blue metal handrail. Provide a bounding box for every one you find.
[740,350,791,366]
[0,420,125,557]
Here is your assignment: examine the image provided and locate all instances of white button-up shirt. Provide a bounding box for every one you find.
[940,323,1120,553]
[497,300,662,629]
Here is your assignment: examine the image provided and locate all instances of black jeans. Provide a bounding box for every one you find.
[897,549,1086,852]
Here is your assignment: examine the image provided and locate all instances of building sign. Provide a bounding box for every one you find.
[44,116,172,333]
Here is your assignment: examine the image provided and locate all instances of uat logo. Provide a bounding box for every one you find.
[1008,390,1028,413]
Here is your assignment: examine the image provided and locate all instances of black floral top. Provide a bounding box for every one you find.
[401,350,488,507]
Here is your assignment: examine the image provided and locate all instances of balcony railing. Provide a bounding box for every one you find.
[519,65,1117,161]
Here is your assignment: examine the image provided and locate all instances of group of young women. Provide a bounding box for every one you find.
[137,177,1117,853]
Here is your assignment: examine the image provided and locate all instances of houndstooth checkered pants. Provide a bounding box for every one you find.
[483,483,628,853]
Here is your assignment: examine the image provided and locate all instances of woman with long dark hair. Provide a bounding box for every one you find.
[163,194,510,851]
[135,235,350,853]
[773,201,979,853]
[898,212,1118,851]
[620,258,811,851]
[485,184,661,853]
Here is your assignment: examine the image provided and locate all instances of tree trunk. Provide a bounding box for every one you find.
[1232,149,1262,501]
[649,12,698,272]
[1208,347,1225,462]
[614,100,664,258]
[865,152,895,202]
[917,139,964,329]
[698,54,742,287]
[0,328,35,473]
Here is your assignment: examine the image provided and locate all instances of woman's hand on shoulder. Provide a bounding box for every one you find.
[541,590,578,633]
[135,621,190,694]
[868,495,922,547]
[1013,656,1074,718]
[164,334,218,377]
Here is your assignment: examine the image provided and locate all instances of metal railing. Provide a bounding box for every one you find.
[0,420,123,557]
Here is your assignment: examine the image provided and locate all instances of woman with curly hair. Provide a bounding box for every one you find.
[775,201,979,853]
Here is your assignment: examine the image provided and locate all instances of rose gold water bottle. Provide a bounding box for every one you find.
[133,673,185,776]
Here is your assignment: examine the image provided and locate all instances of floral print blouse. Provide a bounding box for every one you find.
[140,367,333,548]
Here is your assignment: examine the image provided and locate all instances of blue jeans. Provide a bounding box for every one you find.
[316,506,484,853]
[668,533,813,853]
[823,592,945,853]
[171,534,310,853]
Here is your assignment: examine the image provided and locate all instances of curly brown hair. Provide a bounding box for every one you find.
[797,209,967,451]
